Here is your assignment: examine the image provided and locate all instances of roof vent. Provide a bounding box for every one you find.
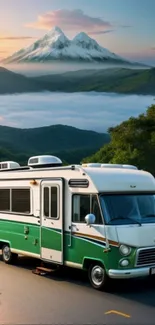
[82,163,101,167]
[122,164,138,170]
[28,155,62,168]
[0,161,20,170]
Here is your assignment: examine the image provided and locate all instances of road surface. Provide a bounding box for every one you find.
[0,254,155,324]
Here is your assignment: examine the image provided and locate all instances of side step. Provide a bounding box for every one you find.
[32,266,54,275]
[32,263,59,276]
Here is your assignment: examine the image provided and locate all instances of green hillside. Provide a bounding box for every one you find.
[0,65,155,95]
[0,66,42,94]
[32,67,155,95]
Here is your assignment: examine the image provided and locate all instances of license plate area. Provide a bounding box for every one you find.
[150,267,155,275]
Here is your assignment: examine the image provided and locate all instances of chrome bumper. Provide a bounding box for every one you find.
[108,267,153,279]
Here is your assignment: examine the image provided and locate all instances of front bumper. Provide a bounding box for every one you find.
[108,267,153,279]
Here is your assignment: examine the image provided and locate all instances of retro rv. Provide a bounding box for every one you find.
[0,155,155,290]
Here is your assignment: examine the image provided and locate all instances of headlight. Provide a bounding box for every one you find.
[119,259,129,267]
[119,244,131,256]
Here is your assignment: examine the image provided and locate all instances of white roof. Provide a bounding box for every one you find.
[82,167,155,192]
[0,163,154,193]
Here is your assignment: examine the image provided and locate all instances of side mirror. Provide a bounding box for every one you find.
[85,213,96,225]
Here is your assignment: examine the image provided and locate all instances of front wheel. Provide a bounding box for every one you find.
[2,244,18,264]
[88,264,110,291]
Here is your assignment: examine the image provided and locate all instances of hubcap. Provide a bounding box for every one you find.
[3,246,11,261]
[91,265,104,286]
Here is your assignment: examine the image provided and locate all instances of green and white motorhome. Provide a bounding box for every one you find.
[0,155,155,290]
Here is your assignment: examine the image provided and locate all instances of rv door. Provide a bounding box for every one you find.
[40,178,64,264]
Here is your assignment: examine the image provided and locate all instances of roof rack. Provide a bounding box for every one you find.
[0,164,78,173]
[0,166,31,172]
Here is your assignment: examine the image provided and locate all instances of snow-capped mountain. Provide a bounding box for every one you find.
[2,26,130,64]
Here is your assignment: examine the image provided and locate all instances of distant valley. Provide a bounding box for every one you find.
[0,66,155,96]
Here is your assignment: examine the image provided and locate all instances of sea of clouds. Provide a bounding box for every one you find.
[0,92,154,132]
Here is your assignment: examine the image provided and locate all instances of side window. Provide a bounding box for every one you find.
[43,186,58,219]
[72,195,90,222]
[51,187,58,219]
[44,187,49,217]
[0,189,10,211]
[72,194,103,224]
[12,189,30,213]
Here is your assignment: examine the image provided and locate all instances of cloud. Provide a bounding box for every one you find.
[151,47,155,51]
[88,29,115,35]
[26,9,112,33]
[0,36,36,40]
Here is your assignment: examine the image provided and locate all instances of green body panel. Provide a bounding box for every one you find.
[0,219,137,272]
[64,232,105,264]
[103,246,136,271]
[0,220,40,254]
[64,232,136,270]
[41,227,62,251]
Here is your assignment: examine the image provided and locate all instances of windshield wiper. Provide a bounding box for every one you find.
[108,215,141,226]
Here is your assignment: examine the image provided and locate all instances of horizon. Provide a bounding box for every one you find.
[0,0,154,66]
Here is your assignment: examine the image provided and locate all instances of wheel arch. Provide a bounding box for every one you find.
[82,257,105,271]
[0,240,11,250]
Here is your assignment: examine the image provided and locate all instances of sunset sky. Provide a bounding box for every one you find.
[0,0,154,65]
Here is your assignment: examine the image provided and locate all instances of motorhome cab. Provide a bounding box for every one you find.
[0,155,155,291]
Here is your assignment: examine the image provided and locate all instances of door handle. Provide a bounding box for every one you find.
[72,225,79,231]
[68,225,73,247]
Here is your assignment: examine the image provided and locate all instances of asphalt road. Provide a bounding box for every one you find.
[1,254,155,325]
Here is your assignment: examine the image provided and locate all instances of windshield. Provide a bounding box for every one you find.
[100,194,155,225]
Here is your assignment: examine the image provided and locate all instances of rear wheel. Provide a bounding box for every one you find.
[88,263,110,291]
[2,244,18,264]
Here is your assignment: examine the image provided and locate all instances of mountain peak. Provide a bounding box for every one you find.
[48,26,64,35]
[73,32,92,43]
[1,26,129,64]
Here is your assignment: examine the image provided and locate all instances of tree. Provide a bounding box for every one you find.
[83,104,155,176]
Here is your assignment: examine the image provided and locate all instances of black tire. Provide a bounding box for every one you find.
[2,244,18,264]
[88,263,110,291]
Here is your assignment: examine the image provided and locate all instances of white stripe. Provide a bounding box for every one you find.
[65,261,82,269]
[0,213,39,225]
[11,249,40,258]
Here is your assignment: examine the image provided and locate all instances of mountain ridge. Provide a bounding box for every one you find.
[0,65,155,95]
[0,124,110,165]
[31,67,155,95]
[1,26,139,65]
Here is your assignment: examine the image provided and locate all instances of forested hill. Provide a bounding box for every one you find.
[32,67,155,95]
[0,124,110,165]
[0,65,155,95]
[83,104,155,176]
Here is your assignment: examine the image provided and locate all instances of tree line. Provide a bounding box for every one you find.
[83,104,155,176]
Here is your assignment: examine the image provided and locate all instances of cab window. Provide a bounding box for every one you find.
[72,194,103,224]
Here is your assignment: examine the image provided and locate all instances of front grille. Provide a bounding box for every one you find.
[136,248,155,267]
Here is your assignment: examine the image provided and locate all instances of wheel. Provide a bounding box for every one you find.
[2,244,18,264]
[88,263,110,291]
